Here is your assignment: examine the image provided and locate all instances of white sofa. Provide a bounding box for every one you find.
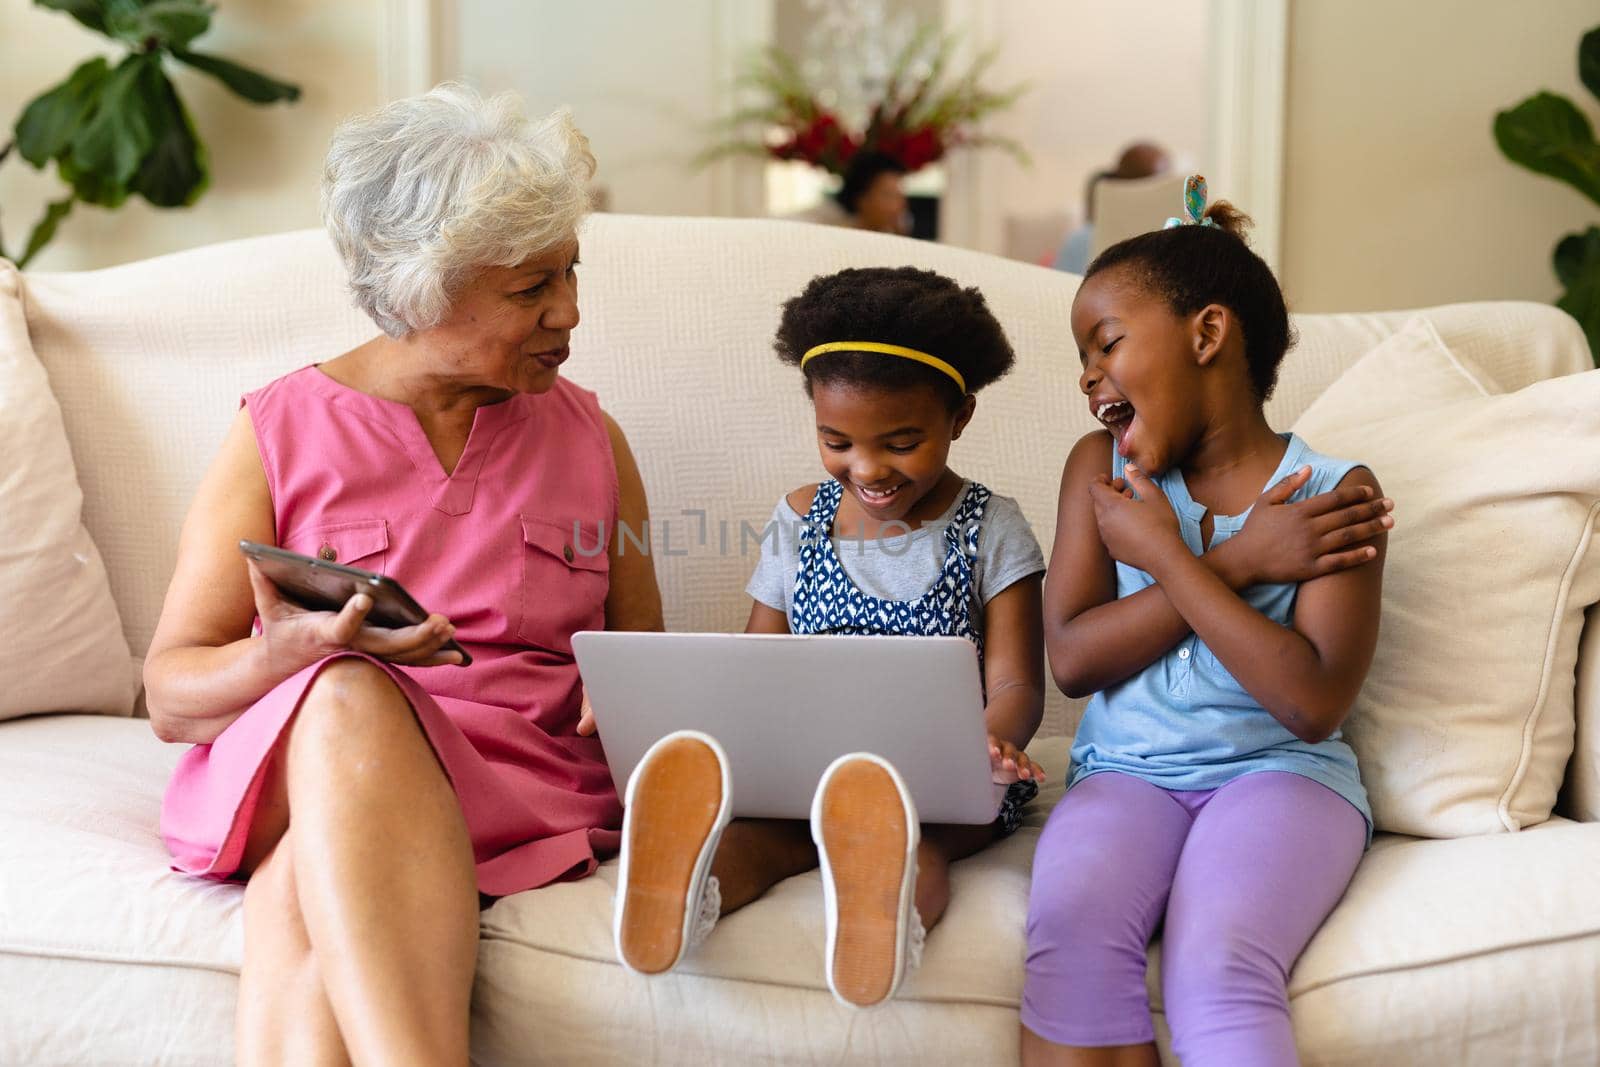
[2,215,1598,1065]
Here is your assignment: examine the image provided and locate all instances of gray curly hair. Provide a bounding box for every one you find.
[322,83,595,338]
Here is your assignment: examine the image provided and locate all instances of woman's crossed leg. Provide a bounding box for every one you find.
[235,657,478,1067]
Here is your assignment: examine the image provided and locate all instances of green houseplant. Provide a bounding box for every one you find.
[0,0,300,268]
[1493,24,1600,364]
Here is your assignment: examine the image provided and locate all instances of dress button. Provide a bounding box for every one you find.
[318,543,337,561]
[563,544,575,563]
[1178,647,1191,660]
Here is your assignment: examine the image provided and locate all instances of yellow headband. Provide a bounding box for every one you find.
[800,341,967,395]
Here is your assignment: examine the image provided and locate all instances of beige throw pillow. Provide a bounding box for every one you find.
[0,263,135,720]
[1293,316,1600,837]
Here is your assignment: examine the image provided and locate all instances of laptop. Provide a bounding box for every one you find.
[572,631,1003,824]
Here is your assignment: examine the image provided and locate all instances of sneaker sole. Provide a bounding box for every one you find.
[617,735,726,974]
[815,758,915,1008]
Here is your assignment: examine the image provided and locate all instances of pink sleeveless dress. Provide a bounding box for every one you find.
[160,366,623,896]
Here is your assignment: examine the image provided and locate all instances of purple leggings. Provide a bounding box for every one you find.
[1023,771,1365,1066]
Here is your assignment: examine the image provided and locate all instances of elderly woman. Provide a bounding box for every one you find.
[143,85,661,1065]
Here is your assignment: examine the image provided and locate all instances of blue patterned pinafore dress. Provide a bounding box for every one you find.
[789,479,1036,833]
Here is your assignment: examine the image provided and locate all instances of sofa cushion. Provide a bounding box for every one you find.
[0,715,238,1066]
[1570,607,1600,821]
[5,716,1598,1065]
[1294,320,1600,836]
[0,262,134,721]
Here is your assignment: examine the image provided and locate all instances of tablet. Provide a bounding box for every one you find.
[572,631,1001,823]
[239,540,472,666]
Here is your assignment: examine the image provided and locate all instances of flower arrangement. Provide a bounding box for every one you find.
[701,27,1027,177]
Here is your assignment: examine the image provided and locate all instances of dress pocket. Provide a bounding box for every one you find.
[516,515,609,654]
[283,519,389,572]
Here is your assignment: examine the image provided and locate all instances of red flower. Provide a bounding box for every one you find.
[899,127,944,170]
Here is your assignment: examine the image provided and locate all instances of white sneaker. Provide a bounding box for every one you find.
[810,752,922,1009]
[614,730,732,975]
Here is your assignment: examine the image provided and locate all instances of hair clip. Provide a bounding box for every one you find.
[1164,174,1219,229]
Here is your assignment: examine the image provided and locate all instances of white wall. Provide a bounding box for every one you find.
[452,0,1208,257]
[943,0,1211,258]
[1,0,387,272]
[451,0,768,218]
[1281,0,1598,313]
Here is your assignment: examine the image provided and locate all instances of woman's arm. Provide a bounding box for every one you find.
[143,411,284,741]
[144,411,459,744]
[602,413,664,633]
[1126,465,1387,744]
[576,414,666,739]
[980,574,1046,781]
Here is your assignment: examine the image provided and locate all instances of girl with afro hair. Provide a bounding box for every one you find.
[612,265,1048,1010]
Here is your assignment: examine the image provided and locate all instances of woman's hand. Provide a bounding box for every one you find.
[1088,463,1185,574]
[247,560,463,674]
[575,687,597,736]
[989,734,1045,785]
[1227,466,1394,587]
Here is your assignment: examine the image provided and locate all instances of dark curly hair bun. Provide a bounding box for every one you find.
[774,266,1015,410]
[1085,199,1294,403]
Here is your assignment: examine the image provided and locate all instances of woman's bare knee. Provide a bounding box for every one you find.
[290,659,427,769]
[300,659,412,724]
[239,664,424,875]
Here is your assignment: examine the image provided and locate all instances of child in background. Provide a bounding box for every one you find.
[1023,178,1395,1066]
[614,266,1048,1009]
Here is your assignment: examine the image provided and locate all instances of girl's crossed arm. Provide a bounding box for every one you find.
[1101,462,1387,744]
[1045,430,1391,701]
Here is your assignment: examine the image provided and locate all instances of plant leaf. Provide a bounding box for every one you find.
[1553,231,1600,366]
[14,56,111,168]
[172,49,300,104]
[17,197,75,269]
[1554,226,1600,288]
[57,151,129,207]
[132,71,208,207]
[1581,25,1600,105]
[1493,91,1600,206]
[68,53,163,187]
[125,0,214,51]
[35,0,108,35]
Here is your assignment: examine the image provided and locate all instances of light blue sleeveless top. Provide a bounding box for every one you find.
[1068,433,1373,836]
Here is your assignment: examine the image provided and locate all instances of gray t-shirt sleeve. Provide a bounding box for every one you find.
[744,498,802,615]
[972,492,1047,605]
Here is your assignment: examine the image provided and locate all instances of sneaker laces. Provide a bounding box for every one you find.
[690,874,721,947]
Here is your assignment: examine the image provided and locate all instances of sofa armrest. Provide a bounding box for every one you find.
[1560,604,1600,821]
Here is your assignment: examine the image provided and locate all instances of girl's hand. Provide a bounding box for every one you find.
[1088,463,1185,573]
[246,560,463,674]
[1228,466,1394,587]
[990,735,1046,785]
